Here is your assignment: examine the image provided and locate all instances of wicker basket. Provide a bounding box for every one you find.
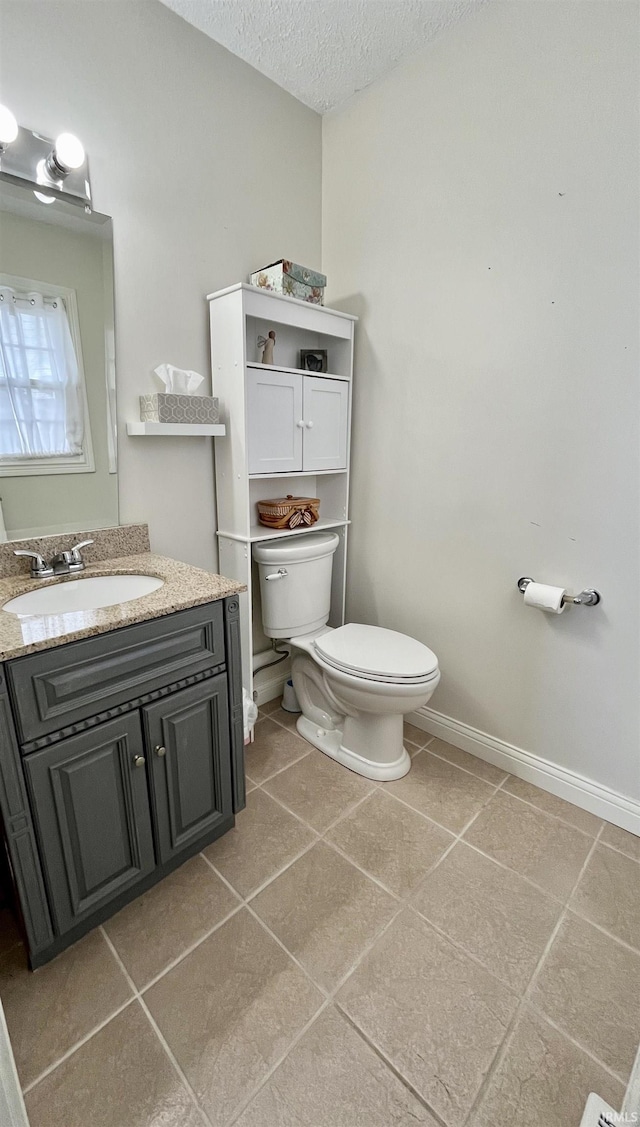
[256,495,320,530]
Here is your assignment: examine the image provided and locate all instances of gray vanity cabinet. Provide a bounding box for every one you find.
[144,675,232,864]
[0,595,245,967]
[23,713,155,936]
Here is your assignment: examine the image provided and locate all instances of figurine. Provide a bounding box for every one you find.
[258,330,276,365]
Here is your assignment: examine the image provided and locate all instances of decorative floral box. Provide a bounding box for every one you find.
[249,260,327,305]
[139,394,219,424]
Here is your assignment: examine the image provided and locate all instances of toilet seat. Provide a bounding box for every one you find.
[313,623,439,685]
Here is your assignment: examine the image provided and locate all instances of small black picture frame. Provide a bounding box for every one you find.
[299,349,328,374]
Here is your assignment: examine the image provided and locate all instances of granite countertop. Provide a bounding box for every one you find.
[0,554,246,661]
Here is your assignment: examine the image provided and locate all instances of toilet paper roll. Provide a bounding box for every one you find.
[523,582,566,614]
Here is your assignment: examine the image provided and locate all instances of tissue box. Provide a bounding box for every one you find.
[139,394,219,424]
[249,260,326,305]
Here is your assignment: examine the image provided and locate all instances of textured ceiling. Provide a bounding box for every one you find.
[160,0,485,114]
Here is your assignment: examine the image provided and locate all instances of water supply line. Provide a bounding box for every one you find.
[252,640,291,676]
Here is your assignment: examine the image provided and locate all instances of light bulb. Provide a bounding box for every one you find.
[54,132,84,171]
[0,104,18,147]
[34,159,56,204]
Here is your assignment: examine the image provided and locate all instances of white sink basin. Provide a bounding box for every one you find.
[3,574,164,617]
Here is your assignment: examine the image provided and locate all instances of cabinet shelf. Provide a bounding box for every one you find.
[247,362,349,383]
[207,283,356,341]
[127,422,226,437]
[217,518,350,544]
[249,468,348,480]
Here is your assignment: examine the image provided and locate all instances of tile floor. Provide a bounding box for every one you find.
[1,702,639,1126]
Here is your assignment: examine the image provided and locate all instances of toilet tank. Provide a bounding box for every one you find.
[252,531,340,639]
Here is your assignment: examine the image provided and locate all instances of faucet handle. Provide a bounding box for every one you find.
[13,550,54,579]
[68,539,94,565]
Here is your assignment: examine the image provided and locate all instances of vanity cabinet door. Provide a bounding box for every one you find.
[301,376,349,471]
[24,714,155,936]
[247,368,303,475]
[143,675,233,865]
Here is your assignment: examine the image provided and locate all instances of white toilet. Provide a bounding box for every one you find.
[253,531,440,780]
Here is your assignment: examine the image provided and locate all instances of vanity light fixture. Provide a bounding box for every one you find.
[33,166,56,205]
[34,134,85,205]
[44,132,85,180]
[0,105,18,152]
[0,115,91,208]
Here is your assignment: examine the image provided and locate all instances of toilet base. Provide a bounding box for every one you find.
[295,713,411,782]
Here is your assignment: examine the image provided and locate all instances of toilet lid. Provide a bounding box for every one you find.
[314,624,438,683]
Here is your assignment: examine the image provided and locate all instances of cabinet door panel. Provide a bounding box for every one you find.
[247,369,303,475]
[302,376,349,471]
[144,675,232,864]
[24,714,155,935]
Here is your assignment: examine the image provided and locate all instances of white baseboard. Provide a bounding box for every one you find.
[253,669,288,708]
[409,706,640,836]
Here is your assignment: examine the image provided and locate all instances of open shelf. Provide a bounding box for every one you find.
[127,422,226,437]
[217,518,350,544]
[247,362,349,383]
[245,318,352,375]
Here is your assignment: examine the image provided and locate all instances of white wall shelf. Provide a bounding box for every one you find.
[127,421,226,437]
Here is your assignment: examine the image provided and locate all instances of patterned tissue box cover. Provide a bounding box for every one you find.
[249,260,326,305]
[139,394,220,424]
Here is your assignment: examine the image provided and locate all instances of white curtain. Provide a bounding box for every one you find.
[0,285,85,460]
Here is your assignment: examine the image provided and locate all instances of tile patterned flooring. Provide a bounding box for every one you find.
[1,702,639,1126]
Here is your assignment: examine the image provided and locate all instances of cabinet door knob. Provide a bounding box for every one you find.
[296,419,305,428]
[306,420,314,429]
[133,754,145,768]
[155,745,167,757]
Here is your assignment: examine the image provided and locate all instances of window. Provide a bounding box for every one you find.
[0,276,94,476]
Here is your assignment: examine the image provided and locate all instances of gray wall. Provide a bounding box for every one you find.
[0,0,322,569]
[323,0,640,801]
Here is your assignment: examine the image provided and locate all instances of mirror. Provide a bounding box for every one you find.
[0,181,117,540]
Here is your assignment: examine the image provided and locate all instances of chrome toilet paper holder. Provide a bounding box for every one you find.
[517,577,601,607]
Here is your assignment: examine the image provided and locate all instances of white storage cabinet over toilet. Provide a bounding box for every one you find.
[207,283,356,705]
[247,369,349,475]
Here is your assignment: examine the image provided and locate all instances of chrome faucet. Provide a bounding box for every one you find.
[50,539,94,575]
[14,539,94,579]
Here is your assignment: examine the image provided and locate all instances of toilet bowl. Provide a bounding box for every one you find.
[291,623,440,780]
[252,532,440,781]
